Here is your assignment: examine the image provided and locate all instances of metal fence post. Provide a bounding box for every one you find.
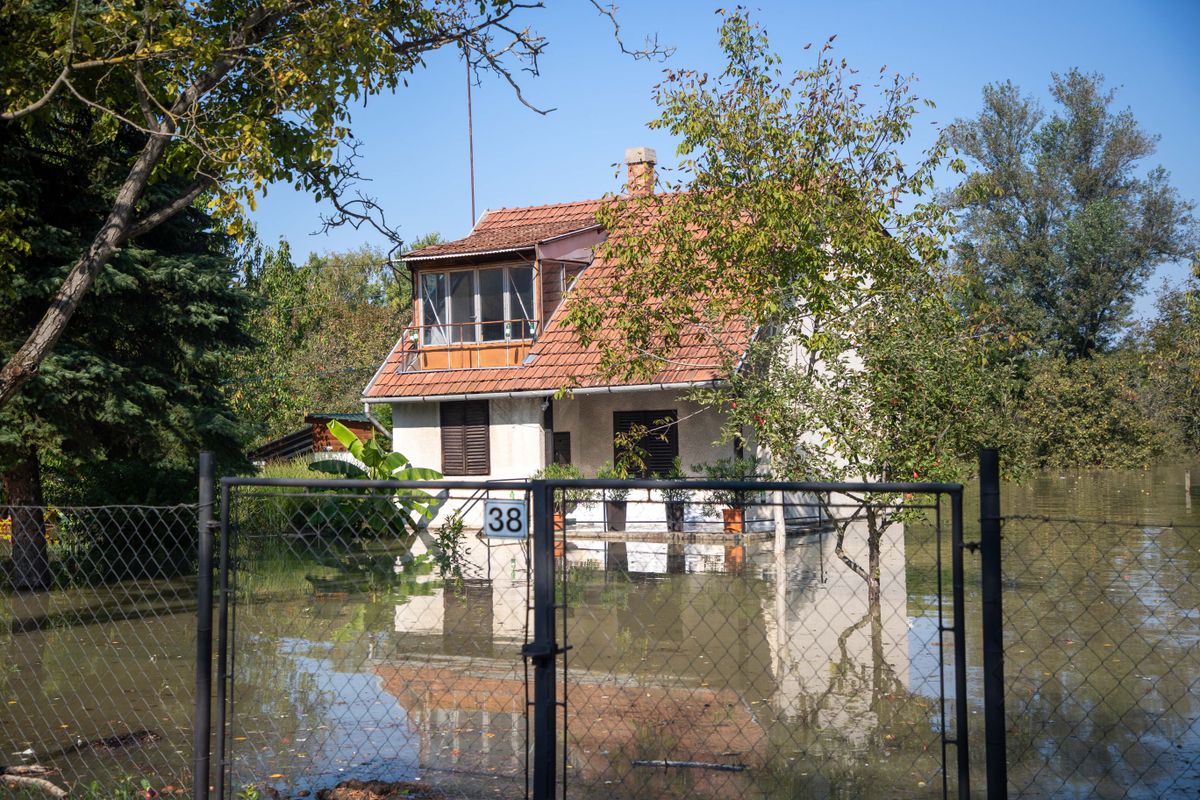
[194,452,214,800]
[979,448,1009,798]
[950,489,971,800]
[524,480,557,800]
[214,481,231,800]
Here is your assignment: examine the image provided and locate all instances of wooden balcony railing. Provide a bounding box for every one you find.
[397,319,538,372]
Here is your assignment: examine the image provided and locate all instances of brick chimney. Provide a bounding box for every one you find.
[624,146,657,196]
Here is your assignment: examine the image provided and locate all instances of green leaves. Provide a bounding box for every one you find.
[308,421,444,533]
[569,10,953,391]
[946,69,1199,360]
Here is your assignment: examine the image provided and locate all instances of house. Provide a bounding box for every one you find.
[362,148,754,529]
[248,411,380,465]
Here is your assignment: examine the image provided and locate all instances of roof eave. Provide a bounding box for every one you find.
[362,378,723,405]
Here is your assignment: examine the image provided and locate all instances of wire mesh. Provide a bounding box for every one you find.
[0,503,200,792]
[998,515,1200,799]
[220,483,534,800]
[549,484,963,800]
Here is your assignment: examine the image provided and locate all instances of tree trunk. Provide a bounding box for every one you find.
[866,510,881,607]
[0,128,171,410]
[2,449,49,591]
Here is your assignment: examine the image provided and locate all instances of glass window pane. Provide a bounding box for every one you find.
[478,267,505,342]
[448,270,475,343]
[421,272,446,345]
[508,266,535,339]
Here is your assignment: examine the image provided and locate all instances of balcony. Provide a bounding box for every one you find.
[396,319,537,372]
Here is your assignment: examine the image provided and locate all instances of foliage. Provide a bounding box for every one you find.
[1021,353,1164,469]
[0,109,250,504]
[532,462,596,512]
[946,70,1199,360]
[596,461,630,503]
[1138,266,1200,454]
[224,240,415,442]
[652,456,691,505]
[567,10,957,383]
[694,456,763,512]
[308,420,441,535]
[430,510,471,587]
[563,11,1013,602]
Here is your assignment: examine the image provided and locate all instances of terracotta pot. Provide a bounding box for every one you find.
[605,501,627,532]
[724,544,745,570]
[722,507,745,534]
[553,511,566,557]
[665,502,686,532]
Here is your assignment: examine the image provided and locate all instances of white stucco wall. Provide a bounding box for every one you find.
[390,396,544,480]
[552,390,735,474]
[389,389,771,562]
[391,390,740,482]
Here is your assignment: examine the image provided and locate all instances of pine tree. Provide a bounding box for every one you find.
[0,109,251,588]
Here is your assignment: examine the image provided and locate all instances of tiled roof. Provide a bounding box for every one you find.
[404,199,606,260]
[365,195,751,400]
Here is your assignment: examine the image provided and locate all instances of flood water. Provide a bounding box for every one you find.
[1,462,1197,799]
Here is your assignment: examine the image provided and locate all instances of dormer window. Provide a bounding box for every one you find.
[420,264,536,345]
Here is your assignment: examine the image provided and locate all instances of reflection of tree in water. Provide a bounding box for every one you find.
[756,602,943,800]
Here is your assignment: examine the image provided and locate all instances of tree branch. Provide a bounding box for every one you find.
[1,774,68,798]
[126,177,216,240]
[0,69,69,121]
[588,0,674,61]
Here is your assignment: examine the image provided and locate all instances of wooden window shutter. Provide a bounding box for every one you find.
[613,409,678,477]
[441,400,489,476]
[440,402,465,475]
[464,400,490,475]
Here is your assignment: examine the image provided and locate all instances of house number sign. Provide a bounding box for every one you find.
[483,499,528,539]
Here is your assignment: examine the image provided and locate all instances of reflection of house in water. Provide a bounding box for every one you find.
[380,520,913,795]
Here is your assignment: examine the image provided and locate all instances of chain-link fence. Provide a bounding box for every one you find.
[547,482,968,800]
[997,515,1200,799]
[216,480,536,800]
[0,503,199,793]
[209,476,971,800]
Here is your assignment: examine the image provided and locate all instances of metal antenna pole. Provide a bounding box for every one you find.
[466,47,476,227]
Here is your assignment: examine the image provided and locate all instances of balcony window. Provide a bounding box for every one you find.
[420,272,447,345]
[419,265,536,345]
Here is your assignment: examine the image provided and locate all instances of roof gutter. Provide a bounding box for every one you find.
[363,379,721,405]
[363,402,392,439]
[392,245,532,264]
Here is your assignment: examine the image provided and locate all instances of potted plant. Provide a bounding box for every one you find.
[532,462,596,533]
[653,456,690,532]
[597,462,630,531]
[695,456,764,534]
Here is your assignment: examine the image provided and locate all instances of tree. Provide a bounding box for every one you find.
[946,71,1198,360]
[224,238,427,442]
[566,11,1010,604]
[1019,352,1162,469]
[1139,265,1200,453]
[0,108,251,589]
[0,0,667,409]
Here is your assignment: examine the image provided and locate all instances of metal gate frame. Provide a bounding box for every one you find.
[526,475,980,800]
[191,462,1010,800]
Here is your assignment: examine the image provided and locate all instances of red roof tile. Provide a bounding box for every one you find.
[404,199,606,261]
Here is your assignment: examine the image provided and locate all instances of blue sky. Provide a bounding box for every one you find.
[249,0,1200,318]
